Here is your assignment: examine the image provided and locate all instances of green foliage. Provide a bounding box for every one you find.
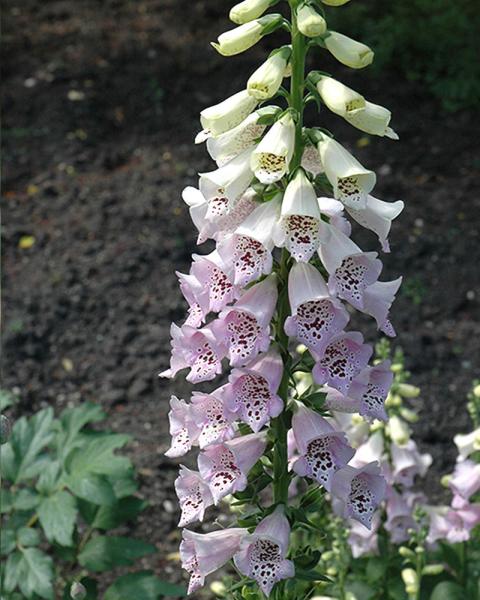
[326,0,480,111]
[0,401,185,599]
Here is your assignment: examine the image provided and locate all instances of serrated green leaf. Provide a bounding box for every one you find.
[104,571,187,600]
[366,556,387,581]
[17,527,41,547]
[38,490,77,546]
[36,461,61,494]
[56,403,105,463]
[66,433,131,478]
[430,581,465,600]
[3,551,23,592]
[1,528,16,555]
[18,547,54,599]
[110,472,137,498]
[13,488,40,511]
[91,496,146,530]
[78,536,156,572]
[66,472,116,505]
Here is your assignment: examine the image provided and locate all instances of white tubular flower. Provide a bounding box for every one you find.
[315,76,365,117]
[251,113,295,183]
[206,108,278,167]
[317,136,376,209]
[247,47,291,100]
[345,100,399,139]
[321,0,351,5]
[200,90,258,138]
[454,428,480,460]
[230,0,274,25]
[297,4,327,37]
[324,31,374,69]
[212,15,282,57]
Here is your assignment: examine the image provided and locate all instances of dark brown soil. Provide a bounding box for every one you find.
[2,0,480,596]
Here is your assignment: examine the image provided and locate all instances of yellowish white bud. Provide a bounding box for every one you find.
[247,47,291,100]
[230,0,273,24]
[321,0,351,5]
[401,568,419,593]
[326,566,338,577]
[324,31,374,69]
[212,15,281,57]
[391,363,403,373]
[316,76,365,117]
[200,90,258,138]
[388,415,411,446]
[399,407,419,423]
[440,474,452,488]
[397,383,420,398]
[473,384,480,398]
[210,581,227,596]
[297,5,327,38]
[398,546,416,559]
[422,564,444,576]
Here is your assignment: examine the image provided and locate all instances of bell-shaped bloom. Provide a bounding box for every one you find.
[198,432,267,503]
[312,331,373,395]
[247,47,291,100]
[324,31,374,69]
[301,143,323,176]
[348,512,380,558]
[454,427,480,460]
[345,100,398,139]
[234,506,295,596]
[331,462,386,529]
[317,137,376,209]
[315,76,365,118]
[200,90,258,138]
[175,466,214,527]
[291,403,355,490]
[160,321,227,383]
[285,262,350,358]
[351,431,385,466]
[273,169,325,262]
[391,439,432,487]
[449,459,480,500]
[222,348,284,432]
[384,489,418,544]
[216,275,277,367]
[180,528,246,594]
[352,360,393,422]
[318,197,352,236]
[297,5,326,37]
[230,0,274,24]
[427,500,480,545]
[190,390,237,449]
[363,278,402,332]
[217,196,280,287]
[199,147,255,221]
[345,195,404,252]
[251,113,295,183]
[212,14,282,57]
[165,396,200,458]
[329,411,370,448]
[206,111,268,167]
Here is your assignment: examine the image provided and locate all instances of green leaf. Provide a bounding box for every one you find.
[3,551,23,593]
[104,571,187,600]
[294,568,331,582]
[91,496,146,530]
[0,389,18,411]
[439,542,462,574]
[78,536,156,572]
[430,581,465,600]
[13,488,40,511]
[1,488,13,513]
[110,472,138,498]
[65,433,131,482]
[56,403,105,463]
[36,461,61,494]
[366,556,387,581]
[38,490,77,546]
[66,472,116,505]
[18,547,54,599]
[1,528,16,555]
[17,527,41,547]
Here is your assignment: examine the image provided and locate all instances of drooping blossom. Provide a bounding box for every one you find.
[384,488,417,544]
[350,430,385,467]
[315,75,365,119]
[449,459,480,501]
[199,89,258,138]
[216,274,278,367]
[165,396,200,458]
[180,528,246,594]
[234,506,295,596]
[161,322,226,383]
[323,31,374,70]
[198,432,267,503]
[190,390,237,448]
[212,14,283,57]
[348,512,381,558]
[426,498,480,545]
[454,427,480,460]
[331,461,386,529]
[251,112,295,183]
[344,101,398,139]
[230,0,273,25]
[391,439,432,488]
[247,46,291,100]
[217,195,280,286]
[284,262,349,358]
[291,403,355,490]
[273,169,325,262]
[175,466,214,527]
[296,4,326,37]
[222,348,284,432]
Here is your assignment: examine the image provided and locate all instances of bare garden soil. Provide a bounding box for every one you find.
[2,0,480,595]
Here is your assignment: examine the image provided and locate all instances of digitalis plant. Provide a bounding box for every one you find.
[162,0,406,597]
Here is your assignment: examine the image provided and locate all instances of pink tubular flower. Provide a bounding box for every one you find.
[165,396,200,458]
[291,403,355,490]
[217,196,280,286]
[222,348,284,432]
[190,390,237,448]
[449,459,480,500]
[391,439,432,487]
[312,331,373,395]
[284,262,349,358]
[273,169,325,262]
[331,461,386,529]
[216,275,278,367]
[198,432,267,503]
[234,506,295,596]
[180,527,247,594]
[160,322,226,383]
[384,488,417,544]
[175,466,214,527]
[427,499,480,545]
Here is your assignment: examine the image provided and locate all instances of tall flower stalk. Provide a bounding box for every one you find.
[162,0,404,596]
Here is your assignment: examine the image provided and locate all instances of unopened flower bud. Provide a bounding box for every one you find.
[454,427,480,459]
[297,5,327,37]
[473,384,480,398]
[230,0,273,24]
[70,582,87,600]
[399,407,419,423]
[326,566,338,577]
[388,415,410,446]
[440,474,451,488]
[398,546,416,559]
[210,580,227,596]
[321,550,334,561]
[324,31,374,69]
[212,15,282,57]
[397,384,420,398]
[296,343,308,354]
[401,569,419,593]
[391,363,403,373]
[321,0,351,5]
[247,46,291,100]
[422,564,444,576]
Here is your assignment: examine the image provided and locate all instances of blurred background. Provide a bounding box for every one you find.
[2,0,480,591]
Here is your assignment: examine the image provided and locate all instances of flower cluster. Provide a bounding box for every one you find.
[161,0,405,595]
